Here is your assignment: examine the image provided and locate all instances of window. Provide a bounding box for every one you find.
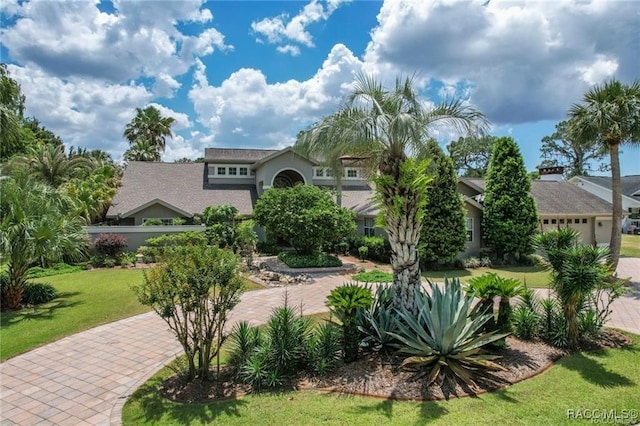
[582,218,588,224]
[325,169,334,177]
[347,169,358,178]
[551,219,557,224]
[559,219,565,224]
[315,168,324,177]
[567,219,572,224]
[574,218,580,223]
[229,167,237,175]
[217,167,226,175]
[239,167,248,176]
[467,218,473,242]
[543,219,549,224]
[364,217,375,237]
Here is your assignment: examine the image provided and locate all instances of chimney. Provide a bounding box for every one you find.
[539,166,564,181]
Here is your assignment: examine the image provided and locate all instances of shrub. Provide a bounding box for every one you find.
[142,218,163,226]
[278,252,342,268]
[26,263,83,278]
[346,235,391,263]
[326,283,373,362]
[22,282,57,305]
[358,246,369,261]
[389,278,509,390]
[307,321,342,375]
[511,305,539,340]
[93,233,128,258]
[256,240,279,255]
[227,321,265,376]
[351,270,393,283]
[120,252,137,267]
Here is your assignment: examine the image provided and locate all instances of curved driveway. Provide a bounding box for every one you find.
[0,259,638,426]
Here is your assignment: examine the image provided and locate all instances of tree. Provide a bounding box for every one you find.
[60,163,120,223]
[482,137,538,261]
[0,63,26,159]
[253,185,356,254]
[135,245,244,381]
[202,204,239,248]
[419,139,467,267]
[9,144,93,187]
[569,79,640,269]
[123,138,162,162]
[538,120,608,178]
[447,135,496,177]
[0,175,87,310]
[295,74,487,313]
[123,105,176,158]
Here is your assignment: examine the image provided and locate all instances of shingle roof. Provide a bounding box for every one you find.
[530,180,612,215]
[106,162,257,217]
[578,175,640,198]
[340,187,378,216]
[204,148,280,163]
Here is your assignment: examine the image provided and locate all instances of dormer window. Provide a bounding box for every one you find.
[217,167,226,175]
[315,168,324,177]
[229,167,237,176]
[347,169,358,178]
[240,167,248,176]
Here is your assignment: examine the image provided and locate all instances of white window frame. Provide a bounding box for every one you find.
[217,166,226,176]
[364,217,375,237]
[239,167,248,176]
[346,168,358,178]
[467,218,473,242]
[208,164,253,179]
[228,167,237,176]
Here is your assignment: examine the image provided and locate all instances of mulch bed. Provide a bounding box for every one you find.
[159,329,631,404]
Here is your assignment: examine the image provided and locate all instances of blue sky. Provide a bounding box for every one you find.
[1,0,638,175]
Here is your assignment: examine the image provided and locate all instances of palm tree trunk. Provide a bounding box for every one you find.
[608,142,622,269]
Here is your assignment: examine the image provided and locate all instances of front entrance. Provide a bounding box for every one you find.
[273,169,305,188]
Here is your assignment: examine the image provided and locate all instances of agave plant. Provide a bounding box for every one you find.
[358,285,398,353]
[389,278,509,390]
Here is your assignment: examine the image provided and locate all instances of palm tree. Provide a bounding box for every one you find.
[123,105,176,156]
[0,63,26,159]
[9,144,92,187]
[1,175,87,310]
[123,139,162,162]
[569,79,640,269]
[296,74,487,313]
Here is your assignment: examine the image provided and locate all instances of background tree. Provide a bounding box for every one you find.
[419,139,467,267]
[538,120,608,178]
[569,79,640,269]
[9,144,93,187]
[123,106,175,159]
[447,135,496,177]
[0,63,26,159]
[295,74,487,313]
[0,174,87,310]
[482,137,538,261]
[202,204,239,248]
[123,138,162,162]
[254,185,356,254]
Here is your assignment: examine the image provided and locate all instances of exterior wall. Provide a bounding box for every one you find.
[206,163,255,185]
[594,217,613,246]
[462,204,483,257]
[538,216,595,245]
[131,204,186,226]
[255,153,313,191]
[85,225,206,251]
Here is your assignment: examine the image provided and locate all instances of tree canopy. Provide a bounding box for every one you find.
[123,106,175,161]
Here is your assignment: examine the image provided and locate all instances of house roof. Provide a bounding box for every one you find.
[341,187,378,216]
[204,148,280,163]
[106,162,257,218]
[252,146,319,168]
[575,175,640,198]
[459,178,613,215]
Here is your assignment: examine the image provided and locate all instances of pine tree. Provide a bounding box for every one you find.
[482,137,538,261]
[419,139,467,267]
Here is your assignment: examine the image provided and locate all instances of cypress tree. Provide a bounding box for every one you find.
[419,139,467,268]
[482,137,538,261]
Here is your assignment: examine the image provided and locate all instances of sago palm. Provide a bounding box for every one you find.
[296,74,488,314]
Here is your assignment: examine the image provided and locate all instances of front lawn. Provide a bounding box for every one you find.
[621,234,640,258]
[122,333,640,425]
[352,266,551,288]
[0,268,262,361]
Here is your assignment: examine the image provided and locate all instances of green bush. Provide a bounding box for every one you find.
[256,240,279,255]
[358,246,369,261]
[22,282,57,305]
[326,283,373,362]
[511,305,539,340]
[26,263,84,278]
[307,322,342,375]
[346,235,391,263]
[352,269,393,283]
[278,252,342,268]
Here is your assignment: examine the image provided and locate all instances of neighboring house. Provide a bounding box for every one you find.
[458,168,614,256]
[569,175,640,233]
[106,148,614,254]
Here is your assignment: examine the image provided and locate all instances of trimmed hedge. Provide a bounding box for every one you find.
[278,252,342,268]
[345,235,391,263]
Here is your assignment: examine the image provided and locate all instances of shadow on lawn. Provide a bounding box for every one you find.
[0,292,81,327]
[560,351,636,388]
[132,378,247,425]
[350,397,449,425]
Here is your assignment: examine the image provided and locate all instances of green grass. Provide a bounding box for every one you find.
[621,234,640,258]
[122,333,640,425]
[0,269,263,361]
[351,266,551,288]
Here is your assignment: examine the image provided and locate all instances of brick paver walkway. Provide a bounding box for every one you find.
[1,260,639,426]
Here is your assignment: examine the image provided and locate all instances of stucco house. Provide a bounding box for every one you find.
[569,175,640,233]
[105,147,614,254]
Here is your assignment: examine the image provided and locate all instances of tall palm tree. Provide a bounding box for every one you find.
[1,175,87,310]
[569,79,640,269]
[9,144,92,187]
[123,138,162,162]
[123,105,176,156]
[296,74,487,313]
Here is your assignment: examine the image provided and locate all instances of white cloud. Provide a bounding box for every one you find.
[363,0,638,124]
[188,43,364,149]
[152,74,182,98]
[276,44,302,56]
[251,0,349,53]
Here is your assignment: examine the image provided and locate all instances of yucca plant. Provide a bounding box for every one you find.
[326,283,373,362]
[227,321,264,376]
[511,305,539,340]
[307,321,342,375]
[389,278,509,390]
